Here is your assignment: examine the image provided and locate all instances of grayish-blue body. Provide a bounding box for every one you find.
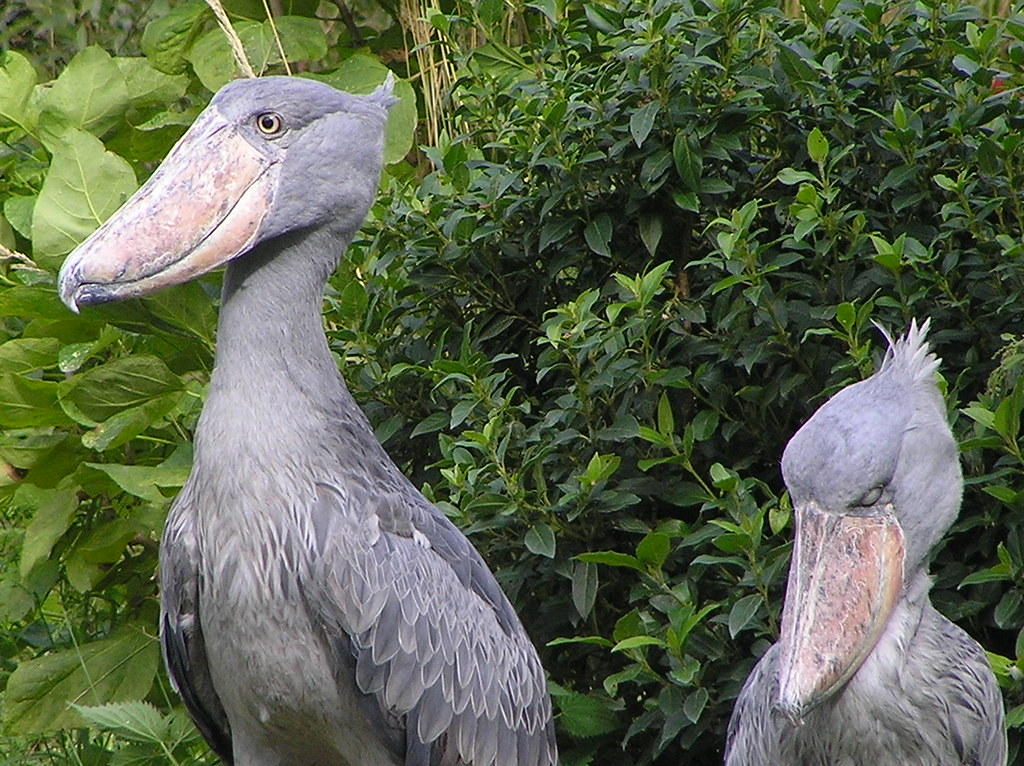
[725,323,1005,766]
[58,76,557,766]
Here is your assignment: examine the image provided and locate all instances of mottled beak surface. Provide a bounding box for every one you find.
[58,106,278,311]
[775,500,905,722]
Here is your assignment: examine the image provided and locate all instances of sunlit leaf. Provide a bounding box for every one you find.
[39,47,130,137]
[0,50,38,131]
[32,128,137,266]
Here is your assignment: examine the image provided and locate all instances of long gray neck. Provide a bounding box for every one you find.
[194,226,360,463]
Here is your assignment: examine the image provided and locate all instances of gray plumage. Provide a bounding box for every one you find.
[58,76,556,766]
[725,321,1006,766]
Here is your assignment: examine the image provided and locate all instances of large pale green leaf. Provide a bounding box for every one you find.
[316,56,418,164]
[0,50,37,131]
[81,393,183,452]
[0,373,74,428]
[60,355,181,424]
[4,624,160,734]
[32,128,137,266]
[0,337,60,374]
[0,285,68,318]
[114,57,190,106]
[4,194,35,238]
[187,20,262,92]
[273,17,329,64]
[18,483,79,578]
[84,462,190,505]
[0,431,67,472]
[0,561,59,623]
[39,46,130,138]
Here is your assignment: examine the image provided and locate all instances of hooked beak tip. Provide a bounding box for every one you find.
[57,263,83,313]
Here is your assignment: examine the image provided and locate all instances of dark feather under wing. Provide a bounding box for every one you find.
[160,488,234,764]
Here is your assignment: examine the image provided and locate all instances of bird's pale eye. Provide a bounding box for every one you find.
[855,485,884,508]
[255,112,284,135]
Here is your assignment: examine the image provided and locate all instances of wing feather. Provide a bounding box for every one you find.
[306,481,557,766]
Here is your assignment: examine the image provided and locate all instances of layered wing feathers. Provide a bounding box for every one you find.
[307,482,556,766]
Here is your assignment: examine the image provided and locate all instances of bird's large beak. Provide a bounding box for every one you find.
[58,106,279,311]
[775,500,904,722]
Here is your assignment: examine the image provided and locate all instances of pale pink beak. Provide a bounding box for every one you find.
[58,106,279,311]
[776,500,905,722]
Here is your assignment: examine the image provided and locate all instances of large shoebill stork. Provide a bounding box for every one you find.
[725,322,1005,765]
[57,76,557,766]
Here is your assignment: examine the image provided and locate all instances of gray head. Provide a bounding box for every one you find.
[782,319,960,575]
[774,320,961,721]
[58,75,397,310]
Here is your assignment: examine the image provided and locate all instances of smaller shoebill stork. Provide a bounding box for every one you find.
[725,321,1006,766]
[57,76,557,766]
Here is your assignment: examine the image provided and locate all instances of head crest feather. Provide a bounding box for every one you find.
[370,72,400,111]
[875,318,940,385]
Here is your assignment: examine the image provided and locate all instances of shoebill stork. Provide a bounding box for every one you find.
[57,76,557,766]
[725,322,1006,766]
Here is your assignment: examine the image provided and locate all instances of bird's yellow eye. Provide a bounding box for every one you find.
[255,112,283,135]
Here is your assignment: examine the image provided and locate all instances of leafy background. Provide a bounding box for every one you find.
[3,0,1024,764]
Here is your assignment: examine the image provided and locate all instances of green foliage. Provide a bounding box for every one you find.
[3,1,1024,765]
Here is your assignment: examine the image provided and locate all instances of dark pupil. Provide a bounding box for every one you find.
[259,114,277,132]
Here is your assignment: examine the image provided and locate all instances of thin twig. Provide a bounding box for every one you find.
[204,0,256,78]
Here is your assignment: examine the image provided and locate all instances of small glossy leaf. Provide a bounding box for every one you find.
[555,692,619,738]
[572,561,598,618]
[584,213,613,257]
[807,127,829,165]
[576,550,644,571]
[630,100,661,147]
[637,531,671,568]
[683,687,709,723]
[524,523,556,558]
[728,594,762,638]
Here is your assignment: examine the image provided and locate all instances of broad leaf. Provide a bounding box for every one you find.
[72,700,168,744]
[0,50,37,131]
[84,462,190,504]
[140,0,210,74]
[32,128,137,266]
[4,625,160,734]
[18,483,79,578]
[524,522,556,558]
[39,46,130,137]
[114,57,190,106]
[59,355,181,424]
